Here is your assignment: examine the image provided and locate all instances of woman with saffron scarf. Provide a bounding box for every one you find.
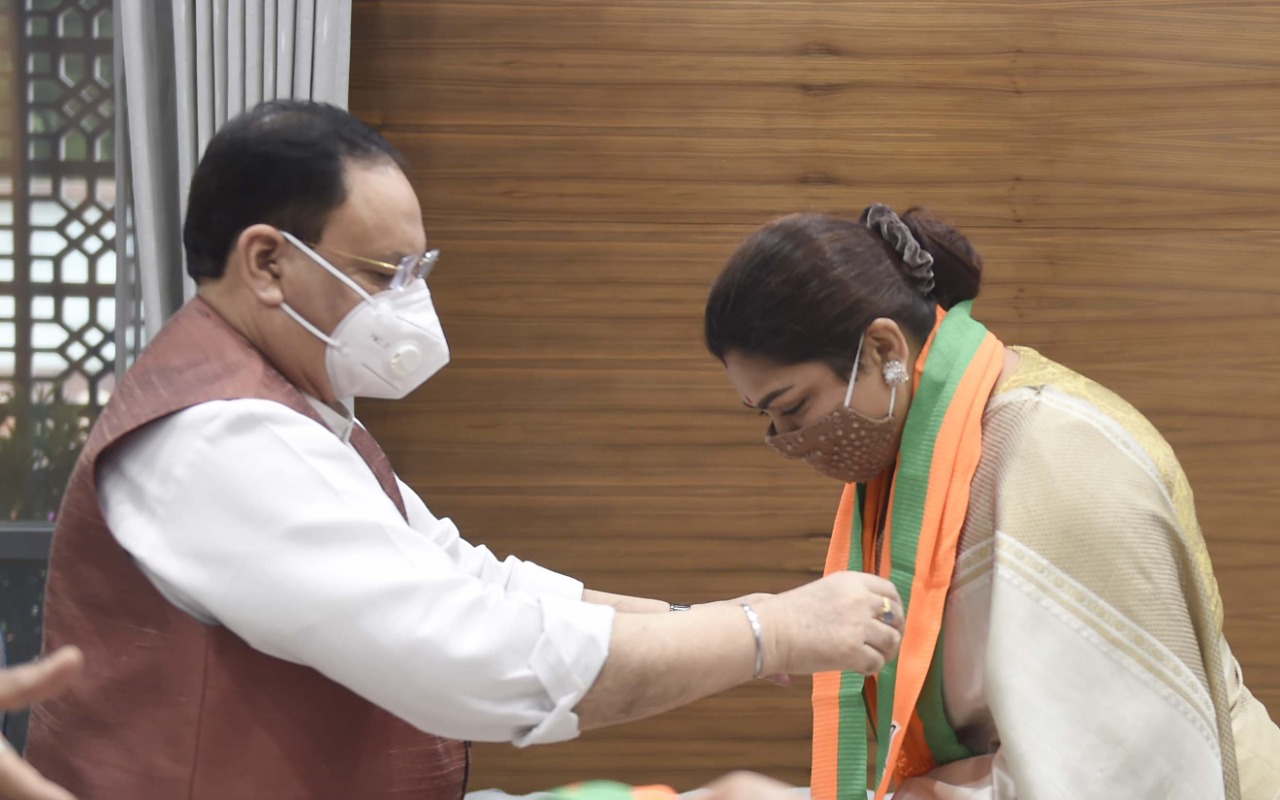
[699,205,1280,800]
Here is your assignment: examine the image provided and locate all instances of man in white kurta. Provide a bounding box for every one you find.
[97,394,613,745]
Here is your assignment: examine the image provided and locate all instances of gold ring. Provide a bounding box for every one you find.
[879,597,894,625]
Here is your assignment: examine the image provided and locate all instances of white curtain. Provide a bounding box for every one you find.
[112,0,353,369]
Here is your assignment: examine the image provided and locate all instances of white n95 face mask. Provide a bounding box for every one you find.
[277,231,450,400]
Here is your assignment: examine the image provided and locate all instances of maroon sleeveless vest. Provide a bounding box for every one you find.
[25,297,469,799]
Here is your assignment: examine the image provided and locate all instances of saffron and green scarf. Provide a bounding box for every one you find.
[811,301,1005,800]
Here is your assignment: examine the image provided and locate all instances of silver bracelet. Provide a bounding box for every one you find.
[740,603,765,679]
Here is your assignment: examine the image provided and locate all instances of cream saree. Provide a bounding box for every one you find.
[889,347,1280,800]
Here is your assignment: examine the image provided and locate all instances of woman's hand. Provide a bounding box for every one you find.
[702,772,799,800]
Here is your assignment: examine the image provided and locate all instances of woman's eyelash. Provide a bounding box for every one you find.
[757,400,805,418]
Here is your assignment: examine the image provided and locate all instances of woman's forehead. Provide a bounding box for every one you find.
[726,355,832,401]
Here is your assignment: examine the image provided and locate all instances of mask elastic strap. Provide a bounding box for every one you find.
[279,231,375,304]
[844,335,865,407]
[280,302,342,349]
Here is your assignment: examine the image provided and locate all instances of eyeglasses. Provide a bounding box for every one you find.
[309,242,439,290]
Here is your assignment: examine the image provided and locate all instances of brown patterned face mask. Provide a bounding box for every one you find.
[764,337,905,484]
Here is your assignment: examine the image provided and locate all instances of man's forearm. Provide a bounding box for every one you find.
[573,570,906,734]
[573,604,761,729]
[582,588,670,614]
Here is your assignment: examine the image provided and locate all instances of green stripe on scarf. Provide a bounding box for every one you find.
[835,484,869,800]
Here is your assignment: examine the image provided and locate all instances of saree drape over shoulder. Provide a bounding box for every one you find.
[812,309,1280,800]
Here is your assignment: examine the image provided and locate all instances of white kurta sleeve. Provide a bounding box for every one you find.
[97,398,614,745]
[395,476,585,601]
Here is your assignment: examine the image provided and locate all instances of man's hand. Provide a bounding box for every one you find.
[755,571,904,677]
[0,645,83,800]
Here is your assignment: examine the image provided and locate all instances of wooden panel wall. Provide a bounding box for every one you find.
[350,1,1280,791]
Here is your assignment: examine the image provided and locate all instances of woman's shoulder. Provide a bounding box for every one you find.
[995,346,1144,424]
[983,345,1194,523]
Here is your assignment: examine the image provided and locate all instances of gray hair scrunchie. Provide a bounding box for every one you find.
[864,203,935,296]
